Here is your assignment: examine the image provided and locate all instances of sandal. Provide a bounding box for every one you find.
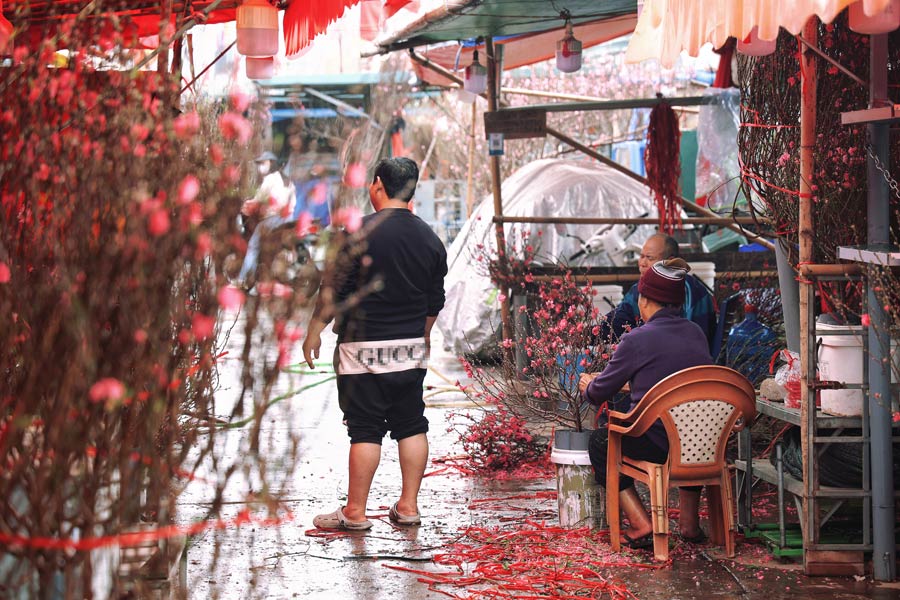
[388,502,421,526]
[680,529,708,544]
[622,532,654,550]
[312,506,373,531]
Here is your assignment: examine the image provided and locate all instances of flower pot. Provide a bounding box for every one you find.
[550,430,606,528]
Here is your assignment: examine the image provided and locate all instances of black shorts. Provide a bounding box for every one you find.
[335,338,430,445]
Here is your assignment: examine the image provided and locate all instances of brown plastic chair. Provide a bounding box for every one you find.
[606,365,757,561]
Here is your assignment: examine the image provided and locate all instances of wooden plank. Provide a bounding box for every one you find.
[840,105,900,125]
[483,108,547,139]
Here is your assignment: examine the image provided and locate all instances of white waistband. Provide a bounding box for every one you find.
[337,337,428,375]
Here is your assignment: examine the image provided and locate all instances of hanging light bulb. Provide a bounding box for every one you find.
[236,0,279,57]
[736,25,776,56]
[849,0,900,34]
[556,18,582,73]
[463,49,487,95]
[0,0,13,52]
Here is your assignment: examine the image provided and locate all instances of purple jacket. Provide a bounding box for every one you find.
[584,307,713,450]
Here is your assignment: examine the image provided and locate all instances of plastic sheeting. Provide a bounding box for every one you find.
[696,87,742,212]
[436,158,661,355]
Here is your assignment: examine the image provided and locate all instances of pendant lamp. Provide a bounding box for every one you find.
[236,0,279,57]
[849,0,900,34]
[737,26,776,56]
[463,50,487,95]
[0,0,13,52]
[246,56,275,79]
[556,19,582,73]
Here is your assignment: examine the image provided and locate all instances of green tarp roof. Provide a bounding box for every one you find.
[377,0,636,52]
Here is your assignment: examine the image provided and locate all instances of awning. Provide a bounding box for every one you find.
[375,0,635,53]
[625,0,892,66]
[411,16,637,86]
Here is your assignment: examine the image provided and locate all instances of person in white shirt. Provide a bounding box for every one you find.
[237,151,296,287]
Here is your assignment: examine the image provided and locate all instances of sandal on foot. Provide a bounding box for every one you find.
[388,502,421,526]
[312,506,372,531]
[680,529,708,544]
[622,532,654,550]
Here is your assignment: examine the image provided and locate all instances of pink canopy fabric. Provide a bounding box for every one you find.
[626,0,892,66]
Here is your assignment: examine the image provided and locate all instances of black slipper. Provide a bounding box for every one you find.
[622,532,654,550]
[680,529,708,544]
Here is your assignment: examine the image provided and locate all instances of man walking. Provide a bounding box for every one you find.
[302,157,447,530]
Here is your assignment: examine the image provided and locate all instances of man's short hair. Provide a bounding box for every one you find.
[372,157,419,202]
[652,233,679,259]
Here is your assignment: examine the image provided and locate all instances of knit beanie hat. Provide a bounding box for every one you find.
[638,258,690,305]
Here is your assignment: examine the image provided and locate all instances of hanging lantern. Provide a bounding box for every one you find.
[456,87,476,104]
[246,56,275,79]
[463,49,487,95]
[0,0,13,52]
[236,0,279,57]
[849,0,900,34]
[737,26,776,56]
[556,19,582,72]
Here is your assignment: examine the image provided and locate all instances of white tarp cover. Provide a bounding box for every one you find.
[437,158,661,355]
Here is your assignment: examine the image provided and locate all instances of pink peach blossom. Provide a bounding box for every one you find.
[148,209,170,236]
[173,112,200,139]
[178,175,200,204]
[89,378,125,403]
[344,162,367,188]
[191,313,216,341]
[0,262,9,283]
[217,285,245,311]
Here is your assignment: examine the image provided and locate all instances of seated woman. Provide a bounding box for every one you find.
[578,258,712,549]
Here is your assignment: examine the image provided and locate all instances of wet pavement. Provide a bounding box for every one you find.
[177,314,900,599]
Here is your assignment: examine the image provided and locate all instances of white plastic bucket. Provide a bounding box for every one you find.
[592,284,623,315]
[688,261,716,290]
[550,446,605,528]
[817,322,899,416]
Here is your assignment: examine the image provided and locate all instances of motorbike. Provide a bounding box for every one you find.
[224,213,321,297]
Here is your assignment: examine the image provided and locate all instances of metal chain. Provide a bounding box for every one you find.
[865,143,900,202]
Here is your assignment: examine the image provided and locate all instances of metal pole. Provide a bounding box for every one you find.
[866,32,895,582]
[797,17,817,562]
[485,38,511,343]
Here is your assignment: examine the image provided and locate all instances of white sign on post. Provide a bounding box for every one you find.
[488,132,504,156]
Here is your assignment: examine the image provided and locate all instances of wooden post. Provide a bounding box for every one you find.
[485,38,511,342]
[157,0,172,75]
[798,17,817,564]
[465,101,477,217]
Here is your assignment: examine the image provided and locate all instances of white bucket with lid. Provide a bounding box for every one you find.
[817,322,899,416]
[592,284,623,315]
[687,261,716,290]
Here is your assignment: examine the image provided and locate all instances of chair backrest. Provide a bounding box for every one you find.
[635,365,756,480]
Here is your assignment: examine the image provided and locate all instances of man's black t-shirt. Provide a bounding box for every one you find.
[333,208,447,342]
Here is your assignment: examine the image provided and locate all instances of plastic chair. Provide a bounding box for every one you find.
[606,365,757,561]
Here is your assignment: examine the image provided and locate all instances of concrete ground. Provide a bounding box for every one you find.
[176,315,900,599]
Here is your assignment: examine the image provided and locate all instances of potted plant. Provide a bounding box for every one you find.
[461,256,612,528]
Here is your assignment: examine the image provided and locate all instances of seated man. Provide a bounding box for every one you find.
[578,258,713,549]
[600,234,716,349]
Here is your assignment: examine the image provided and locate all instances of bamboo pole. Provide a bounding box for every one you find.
[545,128,776,251]
[465,101,477,217]
[407,50,773,249]
[494,215,762,225]
[798,18,817,561]
[530,270,777,284]
[485,39,511,342]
